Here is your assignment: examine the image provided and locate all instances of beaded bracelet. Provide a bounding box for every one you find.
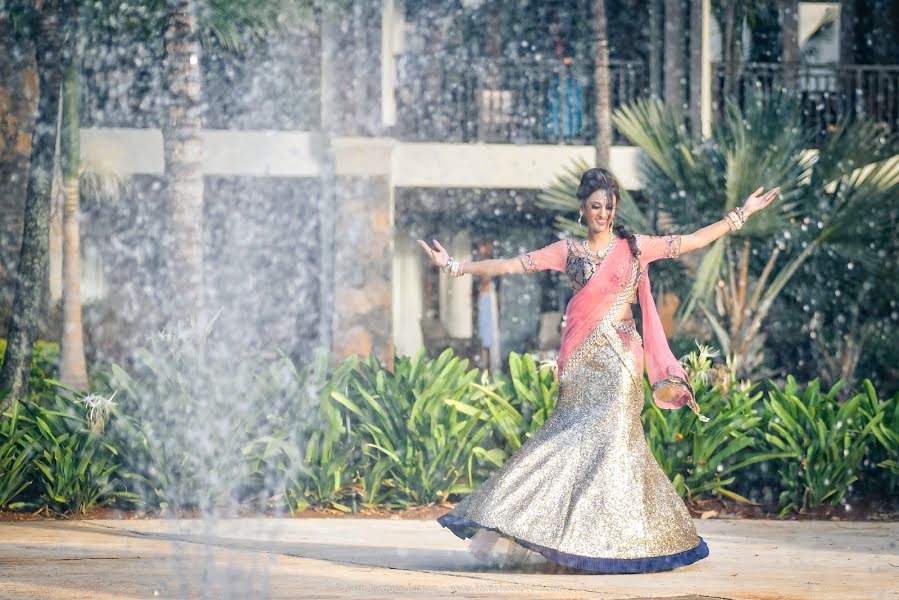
[443,256,465,277]
[725,210,744,231]
[724,212,737,231]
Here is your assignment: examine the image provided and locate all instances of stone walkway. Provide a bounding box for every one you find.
[0,518,896,599]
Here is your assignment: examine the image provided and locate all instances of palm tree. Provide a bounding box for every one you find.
[162,0,205,325]
[664,0,685,111]
[59,60,89,391]
[58,0,311,391]
[712,0,763,97]
[157,0,315,325]
[592,0,611,166]
[611,88,899,378]
[781,0,799,89]
[2,0,314,407]
[0,0,68,409]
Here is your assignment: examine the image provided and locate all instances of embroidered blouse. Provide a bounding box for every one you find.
[516,234,683,299]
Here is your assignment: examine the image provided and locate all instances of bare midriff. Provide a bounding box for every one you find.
[614,304,635,323]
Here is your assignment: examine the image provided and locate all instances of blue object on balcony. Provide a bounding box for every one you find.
[544,71,583,139]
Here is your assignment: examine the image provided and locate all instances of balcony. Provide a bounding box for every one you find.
[395,56,899,146]
[394,55,646,145]
[713,62,899,145]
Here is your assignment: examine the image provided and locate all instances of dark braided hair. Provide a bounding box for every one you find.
[576,167,639,259]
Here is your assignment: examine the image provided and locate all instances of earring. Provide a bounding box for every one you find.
[578,212,583,226]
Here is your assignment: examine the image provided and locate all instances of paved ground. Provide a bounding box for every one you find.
[0,517,896,599]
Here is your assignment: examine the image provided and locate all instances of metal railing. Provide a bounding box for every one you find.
[713,62,899,144]
[394,55,647,145]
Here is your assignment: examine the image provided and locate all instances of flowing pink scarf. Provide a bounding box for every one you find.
[556,238,709,422]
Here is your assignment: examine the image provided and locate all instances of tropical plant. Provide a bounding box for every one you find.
[0,339,61,402]
[857,379,899,497]
[642,342,794,502]
[17,393,134,514]
[104,309,265,512]
[59,59,90,392]
[760,376,883,516]
[287,385,361,513]
[0,399,35,509]
[329,348,498,508]
[477,352,558,452]
[610,87,899,378]
[244,350,361,514]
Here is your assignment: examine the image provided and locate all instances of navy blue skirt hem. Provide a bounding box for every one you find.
[437,513,709,574]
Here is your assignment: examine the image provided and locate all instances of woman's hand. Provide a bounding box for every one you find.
[741,186,781,217]
[417,238,449,269]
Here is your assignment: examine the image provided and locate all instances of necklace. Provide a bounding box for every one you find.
[582,234,617,260]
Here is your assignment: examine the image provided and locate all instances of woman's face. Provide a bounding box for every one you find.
[582,188,615,234]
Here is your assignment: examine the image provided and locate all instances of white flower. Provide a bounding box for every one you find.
[77,390,119,431]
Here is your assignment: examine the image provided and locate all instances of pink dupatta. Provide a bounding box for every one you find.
[520,234,709,422]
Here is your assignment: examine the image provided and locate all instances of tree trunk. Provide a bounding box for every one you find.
[688,0,702,140]
[162,0,205,326]
[592,0,611,167]
[782,0,799,89]
[0,1,64,409]
[839,0,855,65]
[648,0,663,100]
[48,95,63,305]
[59,61,89,392]
[664,0,685,111]
[722,0,736,96]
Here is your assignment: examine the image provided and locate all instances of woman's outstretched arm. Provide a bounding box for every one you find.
[679,186,780,255]
[417,238,568,277]
[417,239,526,277]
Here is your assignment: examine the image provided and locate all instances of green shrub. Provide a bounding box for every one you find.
[11,393,133,514]
[0,401,36,509]
[104,314,269,512]
[760,376,883,516]
[243,350,360,514]
[643,344,794,502]
[480,352,558,453]
[846,379,899,502]
[3,327,895,518]
[0,338,61,401]
[329,348,499,508]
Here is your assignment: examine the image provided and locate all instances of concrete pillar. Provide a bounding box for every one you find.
[391,231,424,357]
[438,230,472,339]
[331,175,394,368]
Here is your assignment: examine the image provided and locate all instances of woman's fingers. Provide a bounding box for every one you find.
[417,239,437,262]
[433,239,446,253]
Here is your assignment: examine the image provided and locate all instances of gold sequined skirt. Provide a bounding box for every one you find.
[437,318,709,573]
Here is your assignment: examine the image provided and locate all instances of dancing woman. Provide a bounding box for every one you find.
[418,168,779,574]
